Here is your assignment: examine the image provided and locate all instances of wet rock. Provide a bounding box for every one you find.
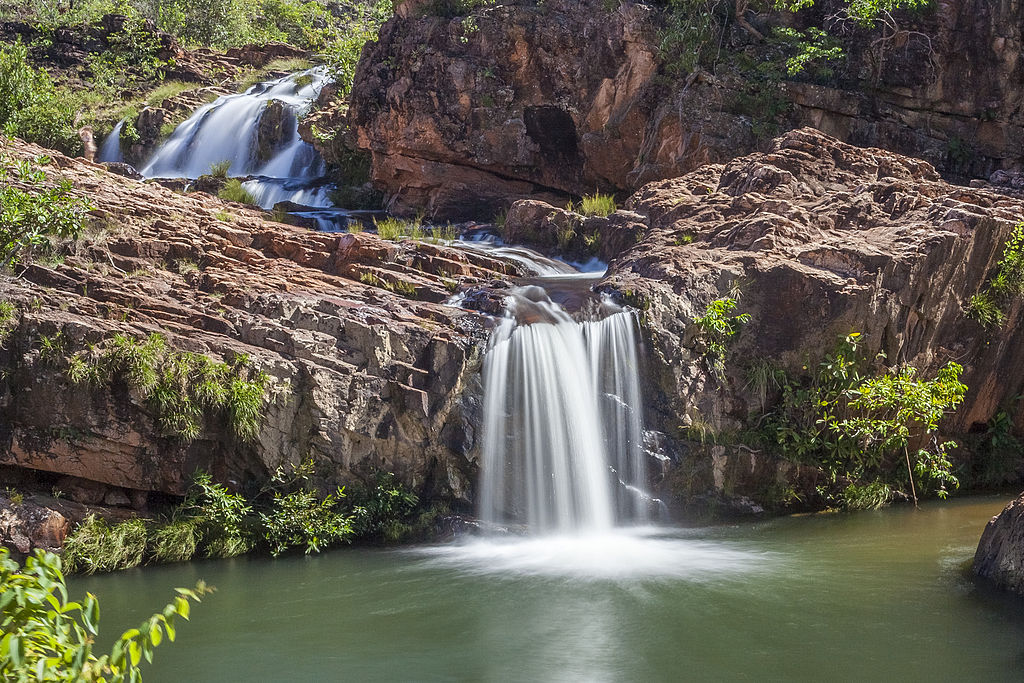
[255,100,295,162]
[102,162,142,179]
[974,492,1024,595]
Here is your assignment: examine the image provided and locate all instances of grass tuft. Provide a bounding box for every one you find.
[579,192,617,217]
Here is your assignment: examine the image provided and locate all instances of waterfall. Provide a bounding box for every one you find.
[140,69,329,200]
[97,119,125,163]
[479,287,649,533]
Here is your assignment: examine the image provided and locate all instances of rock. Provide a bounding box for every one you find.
[254,100,294,162]
[974,492,1024,595]
[0,137,518,511]
[597,128,1024,507]
[102,162,142,179]
[0,495,71,554]
[349,0,1024,219]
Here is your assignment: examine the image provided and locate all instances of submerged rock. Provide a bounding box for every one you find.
[974,493,1024,595]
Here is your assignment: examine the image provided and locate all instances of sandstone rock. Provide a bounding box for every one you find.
[349,0,1024,219]
[0,495,71,554]
[974,492,1024,595]
[0,137,517,511]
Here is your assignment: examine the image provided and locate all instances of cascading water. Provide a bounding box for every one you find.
[479,286,650,532]
[96,119,125,163]
[141,69,328,182]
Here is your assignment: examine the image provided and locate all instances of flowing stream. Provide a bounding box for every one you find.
[74,495,1024,681]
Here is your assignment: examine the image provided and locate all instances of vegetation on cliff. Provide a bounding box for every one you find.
[0,547,208,681]
[61,466,421,573]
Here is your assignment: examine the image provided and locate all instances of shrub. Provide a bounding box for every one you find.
[692,296,750,374]
[767,333,967,506]
[966,222,1024,328]
[62,515,149,574]
[63,332,270,443]
[0,42,81,154]
[0,155,93,268]
[349,472,419,542]
[0,300,15,346]
[218,178,256,205]
[0,547,208,682]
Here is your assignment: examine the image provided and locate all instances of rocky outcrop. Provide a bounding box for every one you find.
[974,492,1024,595]
[0,138,520,524]
[349,0,1024,220]
[505,128,1024,506]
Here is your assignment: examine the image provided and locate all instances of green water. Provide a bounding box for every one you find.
[74,495,1024,682]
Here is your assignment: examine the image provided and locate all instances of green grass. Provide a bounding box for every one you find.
[967,292,1005,328]
[148,519,200,564]
[214,210,233,222]
[0,300,16,346]
[347,222,365,234]
[374,216,424,241]
[145,80,196,107]
[218,178,256,205]
[579,192,617,217]
[209,160,232,178]
[264,57,313,73]
[62,515,148,574]
[63,332,269,443]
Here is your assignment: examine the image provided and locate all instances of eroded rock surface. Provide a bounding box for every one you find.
[0,138,517,517]
[349,0,1024,220]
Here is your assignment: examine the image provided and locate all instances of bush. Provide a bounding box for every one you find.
[0,547,208,682]
[692,296,750,375]
[966,222,1024,328]
[62,515,149,574]
[218,178,256,205]
[0,43,81,155]
[0,154,93,269]
[766,333,967,506]
[63,332,270,443]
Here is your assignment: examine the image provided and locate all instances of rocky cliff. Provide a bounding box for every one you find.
[348,0,1023,220]
[504,128,1024,509]
[0,137,521,537]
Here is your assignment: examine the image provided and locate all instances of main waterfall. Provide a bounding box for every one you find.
[479,286,649,532]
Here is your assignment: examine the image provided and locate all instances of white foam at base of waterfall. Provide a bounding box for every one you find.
[412,528,777,581]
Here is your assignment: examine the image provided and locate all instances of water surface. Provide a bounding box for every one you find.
[75,495,1024,682]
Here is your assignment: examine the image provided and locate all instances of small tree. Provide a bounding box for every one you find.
[0,548,209,682]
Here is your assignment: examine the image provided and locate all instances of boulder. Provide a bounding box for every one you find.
[974,493,1024,595]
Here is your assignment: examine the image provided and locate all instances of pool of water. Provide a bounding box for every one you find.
[73,495,1024,682]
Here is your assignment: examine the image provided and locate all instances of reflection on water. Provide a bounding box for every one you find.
[72,495,1024,682]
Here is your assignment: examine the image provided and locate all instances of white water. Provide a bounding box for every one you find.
[141,69,329,189]
[97,119,125,163]
[479,286,650,533]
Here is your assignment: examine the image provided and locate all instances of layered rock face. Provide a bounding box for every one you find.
[588,128,1023,504]
[349,0,1024,220]
[974,492,1024,595]
[0,138,520,514]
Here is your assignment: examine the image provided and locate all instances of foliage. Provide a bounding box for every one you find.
[258,461,352,556]
[0,42,81,155]
[0,547,208,682]
[578,192,617,218]
[181,473,254,558]
[692,297,750,375]
[217,178,256,205]
[348,472,419,542]
[85,13,169,97]
[766,333,967,506]
[61,516,148,574]
[320,0,394,97]
[967,222,1024,328]
[63,332,270,443]
[770,27,843,77]
[0,154,93,269]
[0,300,16,347]
[658,0,728,77]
